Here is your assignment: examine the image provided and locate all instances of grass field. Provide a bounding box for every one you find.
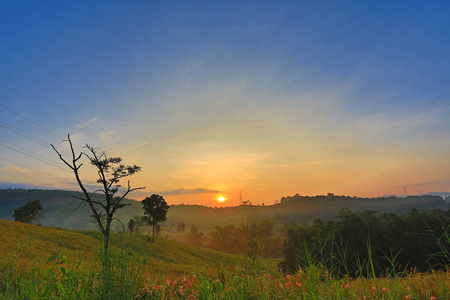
[0,219,448,299]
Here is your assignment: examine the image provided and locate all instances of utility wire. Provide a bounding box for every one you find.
[0,142,68,172]
[0,129,99,183]
[0,121,53,150]
[0,138,63,166]
[0,80,90,151]
[0,77,161,199]
[0,75,79,124]
[0,156,70,182]
[0,103,64,140]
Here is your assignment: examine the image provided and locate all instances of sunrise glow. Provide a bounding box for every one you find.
[0,2,449,207]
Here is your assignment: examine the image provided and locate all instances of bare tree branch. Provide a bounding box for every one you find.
[52,134,143,255]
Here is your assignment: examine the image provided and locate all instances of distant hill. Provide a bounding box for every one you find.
[1,189,449,232]
[0,189,142,229]
[421,192,450,200]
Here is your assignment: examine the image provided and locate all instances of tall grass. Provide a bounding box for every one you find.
[1,219,449,299]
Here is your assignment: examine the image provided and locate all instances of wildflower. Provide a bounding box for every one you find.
[295,281,301,287]
[372,286,377,291]
[156,285,163,291]
[382,288,387,292]
[344,283,350,289]
[363,296,367,300]
[166,279,171,286]
[405,295,413,300]
[430,297,437,300]
[286,274,291,280]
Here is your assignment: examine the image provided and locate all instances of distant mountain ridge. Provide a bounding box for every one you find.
[0,188,449,231]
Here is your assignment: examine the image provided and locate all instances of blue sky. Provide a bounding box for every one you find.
[1,1,449,205]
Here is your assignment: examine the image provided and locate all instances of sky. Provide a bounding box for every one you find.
[1,1,449,206]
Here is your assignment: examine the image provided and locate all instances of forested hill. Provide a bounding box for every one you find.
[0,189,449,231]
[0,189,141,229]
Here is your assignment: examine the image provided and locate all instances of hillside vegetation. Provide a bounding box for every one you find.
[1,218,449,299]
[1,189,449,233]
[0,219,248,280]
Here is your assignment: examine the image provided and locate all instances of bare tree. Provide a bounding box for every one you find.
[52,134,144,254]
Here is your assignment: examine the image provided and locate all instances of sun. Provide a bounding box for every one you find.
[218,196,225,202]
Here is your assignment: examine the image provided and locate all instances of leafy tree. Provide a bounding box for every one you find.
[177,222,186,232]
[52,135,144,255]
[187,225,206,246]
[278,208,450,276]
[13,199,44,224]
[207,219,277,256]
[127,218,137,233]
[127,215,144,233]
[141,194,170,242]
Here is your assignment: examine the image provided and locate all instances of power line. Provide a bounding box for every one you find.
[0,155,71,182]
[0,103,64,140]
[0,77,159,197]
[0,79,89,151]
[0,120,53,149]
[0,75,78,124]
[0,124,100,183]
[0,141,69,172]
[0,138,60,164]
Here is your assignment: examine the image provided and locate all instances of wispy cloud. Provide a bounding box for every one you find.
[77,116,99,129]
[156,188,220,196]
[98,130,118,141]
[5,164,33,173]
[132,141,149,151]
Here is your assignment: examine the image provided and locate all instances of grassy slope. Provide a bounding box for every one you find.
[1,219,448,299]
[0,219,253,280]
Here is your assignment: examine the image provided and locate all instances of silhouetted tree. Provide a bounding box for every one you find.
[128,215,145,233]
[13,199,44,225]
[188,225,206,246]
[142,194,170,242]
[52,134,144,255]
[177,222,186,232]
[128,218,137,233]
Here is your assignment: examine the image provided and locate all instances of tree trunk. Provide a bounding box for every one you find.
[104,216,112,255]
[152,225,155,243]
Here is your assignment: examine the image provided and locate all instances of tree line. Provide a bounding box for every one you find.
[177,218,283,257]
[278,208,450,277]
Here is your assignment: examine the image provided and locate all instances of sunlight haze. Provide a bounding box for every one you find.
[1,1,449,206]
